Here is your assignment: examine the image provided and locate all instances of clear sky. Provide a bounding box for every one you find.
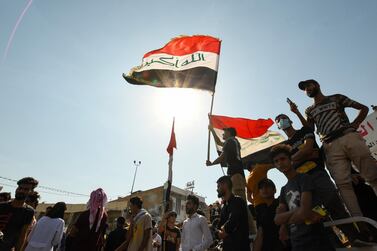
[1,0,376,204]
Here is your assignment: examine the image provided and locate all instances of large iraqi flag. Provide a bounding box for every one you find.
[210,115,286,165]
[123,35,221,92]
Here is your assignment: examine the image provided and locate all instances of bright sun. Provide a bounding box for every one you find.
[152,88,210,128]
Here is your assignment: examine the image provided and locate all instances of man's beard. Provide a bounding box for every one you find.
[186,207,194,215]
[217,190,225,198]
[15,193,27,201]
[307,87,319,97]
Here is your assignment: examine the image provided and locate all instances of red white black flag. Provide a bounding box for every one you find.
[124,35,221,92]
[210,115,285,164]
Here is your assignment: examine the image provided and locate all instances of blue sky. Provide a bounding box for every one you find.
[1,0,376,204]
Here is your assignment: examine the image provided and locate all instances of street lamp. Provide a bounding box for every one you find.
[130,160,141,194]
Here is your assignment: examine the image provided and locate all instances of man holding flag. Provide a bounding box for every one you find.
[206,115,285,201]
[207,126,246,200]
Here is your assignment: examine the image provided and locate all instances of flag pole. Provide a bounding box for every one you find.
[207,92,215,161]
[162,117,176,251]
[207,92,225,176]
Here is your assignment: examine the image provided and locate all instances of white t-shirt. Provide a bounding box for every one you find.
[25,216,65,251]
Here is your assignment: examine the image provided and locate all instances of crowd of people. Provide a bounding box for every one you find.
[1,79,377,251]
[206,79,377,250]
[0,179,215,251]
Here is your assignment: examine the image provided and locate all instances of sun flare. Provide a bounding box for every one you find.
[152,88,209,128]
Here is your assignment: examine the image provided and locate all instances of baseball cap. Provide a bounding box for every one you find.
[298,79,319,90]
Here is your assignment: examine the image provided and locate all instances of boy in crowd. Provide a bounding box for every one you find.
[272,145,334,251]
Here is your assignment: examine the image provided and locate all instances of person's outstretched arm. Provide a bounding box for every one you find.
[289,101,311,128]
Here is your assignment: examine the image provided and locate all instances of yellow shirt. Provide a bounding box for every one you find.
[246,163,274,206]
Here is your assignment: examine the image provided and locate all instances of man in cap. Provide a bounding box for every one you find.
[298,79,377,220]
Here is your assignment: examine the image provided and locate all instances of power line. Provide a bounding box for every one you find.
[0,176,89,197]
[0,182,87,198]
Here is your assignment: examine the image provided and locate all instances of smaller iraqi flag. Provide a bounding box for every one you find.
[124,35,221,92]
[210,115,285,164]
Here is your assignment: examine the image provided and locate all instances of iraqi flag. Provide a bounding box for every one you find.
[210,115,285,165]
[123,35,221,92]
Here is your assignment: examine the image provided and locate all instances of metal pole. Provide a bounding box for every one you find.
[130,160,141,194]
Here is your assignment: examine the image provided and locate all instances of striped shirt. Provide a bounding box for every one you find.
[305,94,355,141]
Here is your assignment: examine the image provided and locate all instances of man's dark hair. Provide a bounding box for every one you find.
[216,175,233,190]
[270,144,292,160]
[223,127,237,137]
[26,191,40,205]
[17,177,39,189]
[197,209,205,216]
[0,192,11,201]
[187,194,200,207]
[117,216,126,226]
[130,196,143,209]
[258,178,276,190]
[275,114,289,121]
[47,202,67,219]
[166,211,177,218]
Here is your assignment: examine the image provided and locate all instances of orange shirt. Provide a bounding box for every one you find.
[246,163,274,206]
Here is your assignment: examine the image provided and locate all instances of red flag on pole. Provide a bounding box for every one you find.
[164,118,176,212]
[167,118,177,156]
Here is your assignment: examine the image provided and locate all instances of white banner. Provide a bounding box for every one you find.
[358,111,377,160]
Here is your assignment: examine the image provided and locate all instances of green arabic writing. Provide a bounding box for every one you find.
[142,53,205,69]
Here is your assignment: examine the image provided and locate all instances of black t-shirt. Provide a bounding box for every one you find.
[0,201,34,250]
[258,199,284,251]
[285,127,325,172]
[223,137,244,176]
[161,225,181,251]
[279,174,334,251]
[218,195,249,251]
[105,227,127,251]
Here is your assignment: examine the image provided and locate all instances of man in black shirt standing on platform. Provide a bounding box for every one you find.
[208,126,257,235]
[207,127,246,201]
[216,175,249,251]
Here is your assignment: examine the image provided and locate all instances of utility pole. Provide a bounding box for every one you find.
[130,160,141,194]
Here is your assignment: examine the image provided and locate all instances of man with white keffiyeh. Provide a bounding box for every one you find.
[67,188,108,251]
